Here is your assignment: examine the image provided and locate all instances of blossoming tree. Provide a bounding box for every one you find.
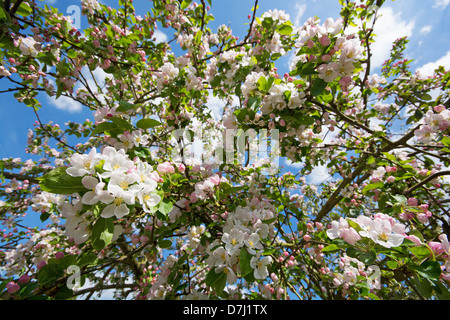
[1,0,450,300]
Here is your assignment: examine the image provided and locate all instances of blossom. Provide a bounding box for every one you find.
[16,36,39,57]
[137,184,161,213]
[368,218,404,248]
[81,176,114,205]
[250,251,272,280]
[222,227,245,253]
[66,148,101,177]
[317,62,339,82]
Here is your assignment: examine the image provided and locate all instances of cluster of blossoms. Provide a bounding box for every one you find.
[293,16,363,88]
[414,105,450,144]
[332,254,381,294]
[3,227,65,277]
[59,146,162,244]
[206,203,276,284]
[327,213,406,248]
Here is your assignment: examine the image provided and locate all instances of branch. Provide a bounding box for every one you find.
[1,171,40,184]
[403,170,450,196]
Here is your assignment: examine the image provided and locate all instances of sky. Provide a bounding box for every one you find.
[1,0,450,183]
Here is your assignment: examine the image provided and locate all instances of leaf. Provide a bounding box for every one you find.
[239,247,253,277]
[410,245,432,260]
[111,116,133,131]
[362,181,384,194]
[39,167,84,194]
[136,118,162,130]
[117,100,136,112]
[15,2,33,17]
[321,244,340,252]
[158,200,173,216]
[410,261,442,280]
[91,218,115,251]
[311,78,327,96]
[90,121,117,136]
[159,239,172,248]
[277,23,293,35]
[214,272,227,296]
[67,49,77,59]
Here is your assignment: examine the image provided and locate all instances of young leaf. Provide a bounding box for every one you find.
[136,118,162,130]
[39,167,84,194]
[91,218,115,251]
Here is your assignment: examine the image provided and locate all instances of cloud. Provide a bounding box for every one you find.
[417,50,450,77]
[371,7,415,69]
[293,2,307,27]
[206,91,239,121]
[433,0,450,9]
[307,164,333,185]
[153,29,168,43]
[48,94,83,113]
[46,66,112,113]
[420,25,432,35]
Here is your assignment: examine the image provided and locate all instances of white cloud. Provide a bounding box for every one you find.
[420,25,432,35]
[433,0,450,9]
[46,66,112,113]
[371,7,415,69]
[293,3,307,27]
[206,91,239,121]
[417,50,450,77]
[48,94,83,113]
[153,29,168,43]
[307,163,333,185]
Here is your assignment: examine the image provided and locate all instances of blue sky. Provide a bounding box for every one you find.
[1,0,450,175]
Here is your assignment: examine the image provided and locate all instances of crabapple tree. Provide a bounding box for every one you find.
[0,0,450,300]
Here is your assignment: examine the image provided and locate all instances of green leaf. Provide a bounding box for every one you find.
[311,78,327,96]
[117,100,136,112]
[410,261,442,280]
[67,49,77,59]
[214,272,227,296]
[159,239,172,248]
[410,245,432,260]
[39,167,84,194]
[15,2,33,17]
[111,116,133,131]
[321,244,340,252]
[277,23,293,35]
[362,181,384,194]
[91,218,115,251]
[239,247,253,277]
[158,200,173,216]
[90,121,118,136]
[136,118,162,130]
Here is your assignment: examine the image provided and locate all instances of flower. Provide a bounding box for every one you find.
[317,62,339,82]
[368,218,404,248]
[66,148,101,177]
[222,227,245,253]
[81,176,114,205]
[250,251,272,279]
[137,184,161,213]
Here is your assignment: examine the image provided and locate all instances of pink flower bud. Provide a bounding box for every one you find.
[18,274,30,284]
[55,252,65,260]
[407,197,418,207]
[36,260,47,270]
[6,281,19,294]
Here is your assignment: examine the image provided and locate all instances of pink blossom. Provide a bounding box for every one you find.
[6,281,19,294]
[18,274,30,284]
[429,241,445,255]
[341,228,361,245]
[407,197,418,207]
[157,161,175,174]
